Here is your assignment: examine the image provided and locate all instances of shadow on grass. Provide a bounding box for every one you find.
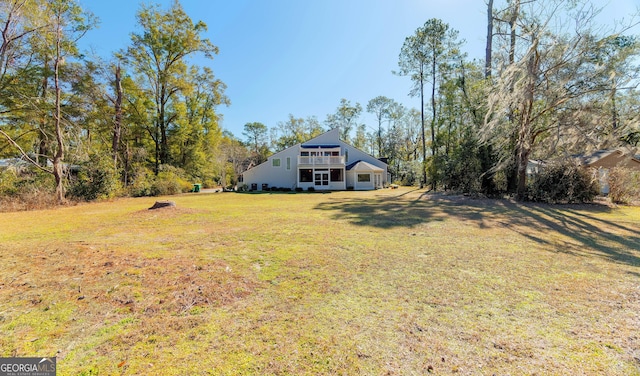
[314,189,640,268]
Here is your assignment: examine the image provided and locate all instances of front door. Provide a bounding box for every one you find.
[374,173,381,189]
[315,172,329,188]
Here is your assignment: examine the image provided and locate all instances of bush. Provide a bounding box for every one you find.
[608,167,640,204]
[68,154,121,201]
[443,143,483,193]
[128,165,192,197]
[295,187,303,192]
[0,169,19,196]
[0,167,58,212]
[128,166,154,197]
[151,165,193,196]
[527,161,599,204]
[307,186,315,192]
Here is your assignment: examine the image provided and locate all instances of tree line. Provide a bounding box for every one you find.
[1,0,639,205]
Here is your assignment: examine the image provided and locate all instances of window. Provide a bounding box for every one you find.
[272,158,281,167]
[330,168,343,182]
[357,173,371,182]
[299,169,313,182]
[345,150,349,162]
[286,157,291,170]
[301,151,309,156]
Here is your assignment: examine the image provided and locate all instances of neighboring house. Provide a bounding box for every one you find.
[526,159,545,177]
[0,157,30,173]
[575,148,640,194]
[240,128,388,191]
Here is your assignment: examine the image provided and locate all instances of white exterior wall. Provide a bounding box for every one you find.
[241,129,388,191]
[346,167,382,190]
[242,148,299,190]
[340,143,387,187]
[357,174,375,190]
[297,172,346,191]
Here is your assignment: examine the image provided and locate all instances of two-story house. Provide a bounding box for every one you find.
[240,128,388,191]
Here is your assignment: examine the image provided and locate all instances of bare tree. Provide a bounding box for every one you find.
[484,0,640,200]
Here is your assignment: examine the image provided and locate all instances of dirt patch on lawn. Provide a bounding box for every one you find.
[0,242,259,359]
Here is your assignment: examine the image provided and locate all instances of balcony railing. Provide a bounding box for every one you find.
[298,156,345,165]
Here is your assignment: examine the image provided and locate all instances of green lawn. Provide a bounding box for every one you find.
[1,188,639,375]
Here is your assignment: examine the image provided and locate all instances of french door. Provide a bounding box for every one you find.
[314,172,329,186]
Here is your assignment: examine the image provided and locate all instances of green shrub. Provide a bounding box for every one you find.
[68,154,121,201]
[128,166,154,197]
[150,165,192,196]
[0,167,57,212]
[443,145,483,194]
[128,165,192,197]
[0,169,19,196]
[608,167,640,204]
[527,161,599,203]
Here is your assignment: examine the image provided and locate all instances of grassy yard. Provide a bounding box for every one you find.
[0,188,639,375]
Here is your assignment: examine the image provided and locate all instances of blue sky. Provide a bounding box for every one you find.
[78,0,638,140]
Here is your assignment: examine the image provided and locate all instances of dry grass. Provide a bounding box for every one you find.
[0,188,639,375]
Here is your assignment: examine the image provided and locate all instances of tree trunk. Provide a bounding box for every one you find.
[516,144,530,201]
[516,42,539,201]
[53,24,65,203]
[154,124,160,175]
[430,53,438,191]
[420,70,427,188]
[159,85,169,169]
[38,56,49,164]
[509,0,520,65]
[112,63,123,167]
[485,0,493,78]
[610,76,618,131]
[377,118,383,158]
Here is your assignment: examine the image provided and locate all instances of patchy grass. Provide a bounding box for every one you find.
[0,188,639,375]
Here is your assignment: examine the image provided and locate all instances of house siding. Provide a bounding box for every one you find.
[241,129,387,191]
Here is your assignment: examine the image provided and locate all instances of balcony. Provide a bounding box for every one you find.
[298,155,345,166]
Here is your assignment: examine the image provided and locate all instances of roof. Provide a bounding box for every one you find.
[574,148,640,169]
[576,149,617,165]
[0,158,29,169]
[346,160,384,172]
[300,144,340,149]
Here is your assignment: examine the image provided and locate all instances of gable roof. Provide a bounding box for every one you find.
[577,149,618,165]
[300,144,340,149]
[346,160,384,172]
[301,128,341,146]
[575,148,640,169]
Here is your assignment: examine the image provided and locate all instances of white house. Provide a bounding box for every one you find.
[240,129,388,191]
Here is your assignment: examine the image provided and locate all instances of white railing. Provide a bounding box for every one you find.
[298,156,345,165]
